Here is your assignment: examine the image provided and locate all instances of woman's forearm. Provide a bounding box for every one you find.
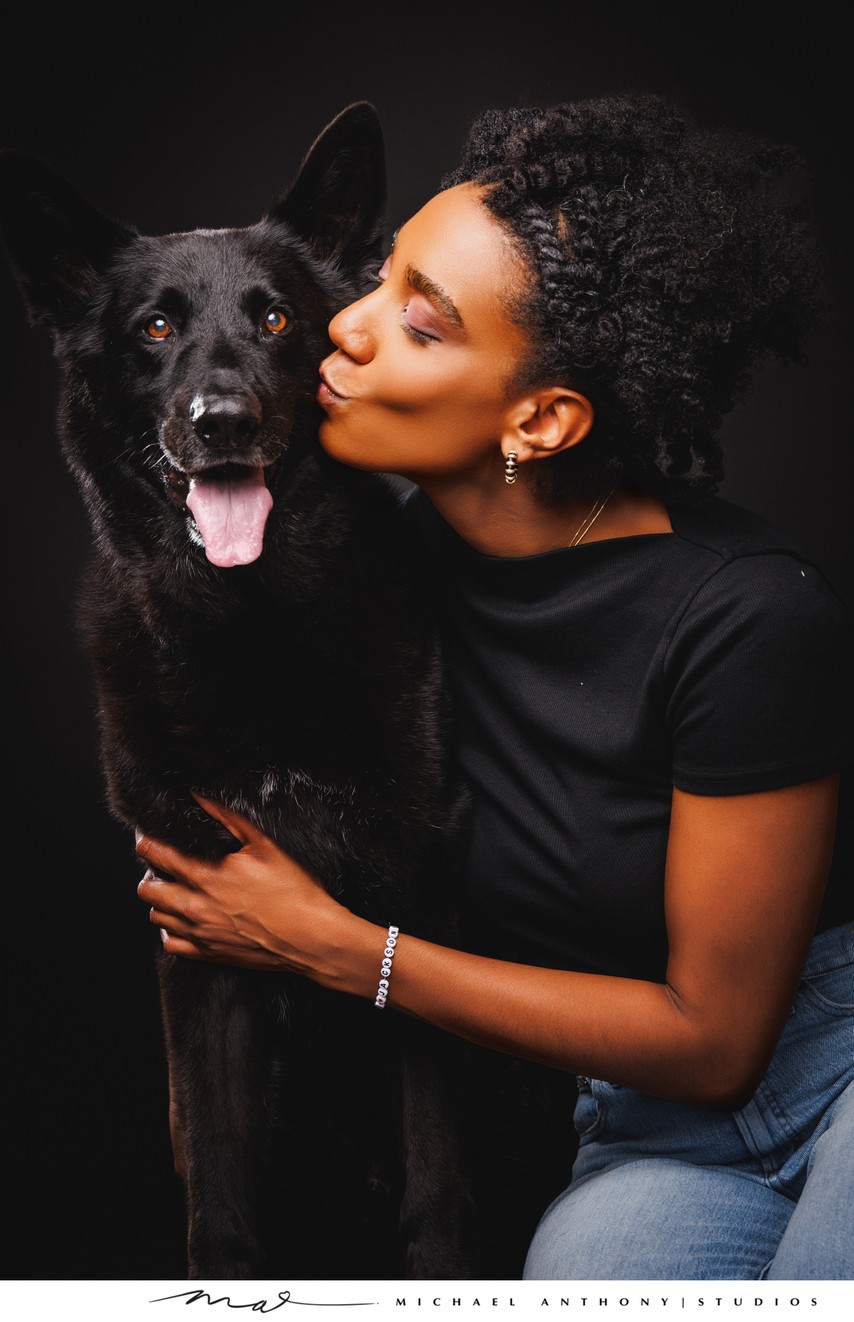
[312,909,745,1109]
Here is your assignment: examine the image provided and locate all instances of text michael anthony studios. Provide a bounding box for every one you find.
[3,1279,852,1320]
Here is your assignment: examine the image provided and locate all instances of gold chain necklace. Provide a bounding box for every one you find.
[568,471,623,547]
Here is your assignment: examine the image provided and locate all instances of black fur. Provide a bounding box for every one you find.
[0,103,477,1281]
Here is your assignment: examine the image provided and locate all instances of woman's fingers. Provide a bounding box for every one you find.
[159,929,205,959]
[135,795,260,876]
[135,829,203,879]
[189,791,259,846]
[148,895,208,956]
[149,907,184,932]
[138,870,198,922]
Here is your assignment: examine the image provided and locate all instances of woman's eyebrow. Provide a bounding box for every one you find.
[404,263,465,330]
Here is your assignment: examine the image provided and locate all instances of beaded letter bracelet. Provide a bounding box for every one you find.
[373,924,400,1008]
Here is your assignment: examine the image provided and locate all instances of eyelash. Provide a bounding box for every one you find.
[400,316,437,346]
[367,269,439,345]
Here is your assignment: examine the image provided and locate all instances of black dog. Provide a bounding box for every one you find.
[0,103,477,1281]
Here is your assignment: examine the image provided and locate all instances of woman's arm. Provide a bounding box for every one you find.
[137,773,839,1109]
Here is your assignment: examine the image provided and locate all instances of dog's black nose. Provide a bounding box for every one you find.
[190,394,262,450]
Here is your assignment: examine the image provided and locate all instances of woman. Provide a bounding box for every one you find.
[135,92,853,1280]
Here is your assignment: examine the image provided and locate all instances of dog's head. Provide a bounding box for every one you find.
[0,103,386,567]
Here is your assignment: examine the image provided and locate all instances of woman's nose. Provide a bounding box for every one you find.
[328,295,374,364]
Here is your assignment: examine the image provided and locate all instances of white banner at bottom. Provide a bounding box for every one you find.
[2,1279,854,1322]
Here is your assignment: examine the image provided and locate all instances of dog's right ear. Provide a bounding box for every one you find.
[0,150,136,330]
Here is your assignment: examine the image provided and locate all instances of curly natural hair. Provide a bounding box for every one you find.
[440,92,824,502]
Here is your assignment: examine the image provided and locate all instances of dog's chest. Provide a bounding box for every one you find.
[144,612,368,768]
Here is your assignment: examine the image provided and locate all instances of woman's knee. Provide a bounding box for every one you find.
[523,1159,790,1281]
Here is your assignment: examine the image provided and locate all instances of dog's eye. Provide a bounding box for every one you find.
[144,315,173,340]
[262,309,289,335]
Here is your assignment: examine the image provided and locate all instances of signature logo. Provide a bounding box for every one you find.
[151,1288,377,1312]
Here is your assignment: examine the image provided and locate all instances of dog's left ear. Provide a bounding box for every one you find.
[268,101,386,278]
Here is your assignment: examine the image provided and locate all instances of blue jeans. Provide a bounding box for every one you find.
[523,920,854,1280]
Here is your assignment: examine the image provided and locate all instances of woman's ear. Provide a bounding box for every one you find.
[501,388,594,464]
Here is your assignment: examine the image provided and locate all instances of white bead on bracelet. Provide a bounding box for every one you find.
[373,924,400,1008]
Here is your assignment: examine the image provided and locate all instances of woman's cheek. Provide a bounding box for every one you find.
[318,413,400,471]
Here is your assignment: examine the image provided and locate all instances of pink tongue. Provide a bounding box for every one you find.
[186,467,273,567]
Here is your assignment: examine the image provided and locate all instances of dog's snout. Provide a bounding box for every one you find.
[190,394,263,451]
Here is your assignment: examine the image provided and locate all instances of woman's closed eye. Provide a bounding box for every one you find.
[401,300,442,344]
[369,255,443,344]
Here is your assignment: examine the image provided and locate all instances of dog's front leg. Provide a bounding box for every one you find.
[166,1058,189,1185]
[157,951,276,1279]
[398,1018,477,1280]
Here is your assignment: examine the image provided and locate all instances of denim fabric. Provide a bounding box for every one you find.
[523,921,854,1280]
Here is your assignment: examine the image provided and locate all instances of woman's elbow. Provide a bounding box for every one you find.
[686,1038,774,1111]
[699,1072,760,1112]
[663,1005,773,1110]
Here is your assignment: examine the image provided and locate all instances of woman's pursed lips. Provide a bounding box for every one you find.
[317,367,349,403]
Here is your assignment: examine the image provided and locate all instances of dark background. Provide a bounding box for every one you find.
[2,1,851,1283]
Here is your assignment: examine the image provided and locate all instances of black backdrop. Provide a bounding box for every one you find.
[1,2,852,1284]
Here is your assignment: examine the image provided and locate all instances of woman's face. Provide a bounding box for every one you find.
[317,183,531,484]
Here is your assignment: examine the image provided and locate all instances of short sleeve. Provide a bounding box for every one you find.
[663,554,852,795]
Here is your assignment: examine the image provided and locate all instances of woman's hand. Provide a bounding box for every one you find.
[135,793,356,980]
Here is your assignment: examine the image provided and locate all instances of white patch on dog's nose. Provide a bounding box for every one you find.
[189,395,206,422]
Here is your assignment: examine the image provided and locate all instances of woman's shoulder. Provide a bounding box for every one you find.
[663,498,852,790]
[664,497,851,707]
[671,492,818,562]
[668,493,849,613]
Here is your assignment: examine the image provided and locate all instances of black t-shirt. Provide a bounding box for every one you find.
[403,487,853,983]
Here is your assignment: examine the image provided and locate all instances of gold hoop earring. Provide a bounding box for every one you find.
[504,450,519,485]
